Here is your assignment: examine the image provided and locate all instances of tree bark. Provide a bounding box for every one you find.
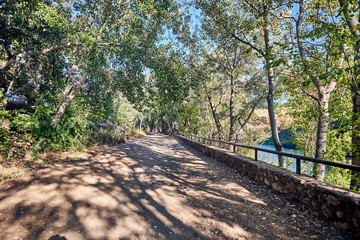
[313,94,330,180]
[204,84,225,147]
[312,79,337,180]
[52,72,88,126]
[263,4,285,167]
[338,0,360,191]
[166,119,171,134]
[200,93,215,138]
[229,76,236,151]
[139,118,144,132]
[351,39,360,189]
[183,106,192,133]
[1,78,14,109]
[351,85,360,190]
[266,69,285,167]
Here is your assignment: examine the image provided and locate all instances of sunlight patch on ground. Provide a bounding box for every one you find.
[209,182,266,205]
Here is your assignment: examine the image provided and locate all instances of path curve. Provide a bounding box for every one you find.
[0,134,353,239]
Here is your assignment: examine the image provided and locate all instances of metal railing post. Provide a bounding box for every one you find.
[255,149,258,161]
[296,158,301,175]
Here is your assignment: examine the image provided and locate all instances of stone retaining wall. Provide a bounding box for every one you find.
[176,135,360,234]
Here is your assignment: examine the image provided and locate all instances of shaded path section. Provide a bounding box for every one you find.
[0,134,353,239]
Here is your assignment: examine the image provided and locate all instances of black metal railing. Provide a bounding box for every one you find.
[177,132,360,175]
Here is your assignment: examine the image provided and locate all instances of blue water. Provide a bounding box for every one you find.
[257,145,313,175]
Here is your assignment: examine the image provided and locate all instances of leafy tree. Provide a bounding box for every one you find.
[195,0,290,166]
[284,0,352,180]
[0,0,71,107]
[51,0,174,125]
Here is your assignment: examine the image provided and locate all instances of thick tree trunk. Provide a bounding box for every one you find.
[350,29,360,191]
[351,87,360,190]
[229,76,236,151]
[52,72,88,126]
[204,84,225,147]
[338,0,360,190]
[263,5,285,167]
[313,96,330,180]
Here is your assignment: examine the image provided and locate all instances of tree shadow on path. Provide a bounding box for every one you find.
[0,134,354,240]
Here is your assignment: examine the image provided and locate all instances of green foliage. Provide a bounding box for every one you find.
[0,110,34,159]
[0,107,11,151]
[285,158,295,169]
[324,167,352,189]
[0,0,178,163]
[0,97,130,160]
[93,123,126,145]
[111,93,143,132]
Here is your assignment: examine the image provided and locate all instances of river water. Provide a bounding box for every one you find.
[257,145,313,174]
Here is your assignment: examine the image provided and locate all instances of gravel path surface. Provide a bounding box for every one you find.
[0,133,355,239]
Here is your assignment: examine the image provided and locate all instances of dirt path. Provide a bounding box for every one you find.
[0,134,354,240]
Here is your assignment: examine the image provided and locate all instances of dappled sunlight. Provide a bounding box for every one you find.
[208,182,266,205]
[76,207,107,238]
[0,134,345,239]
[140,197,174,227]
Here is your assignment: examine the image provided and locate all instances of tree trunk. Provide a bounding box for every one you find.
[183,106,192,133]
[351,87,360,190]
[139,118,144,132]
[229,76,236,151]
[167,120,171,135]
[313,95,330,180]
[204,84,225,147]
[1,78,14,109]
[337,0,360,190]
[200,94,214,137]
[263,5,285,167]
[266,75,285,167]
[52,72,88,126]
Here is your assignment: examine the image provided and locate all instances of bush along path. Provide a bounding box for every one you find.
[0,133,355,239]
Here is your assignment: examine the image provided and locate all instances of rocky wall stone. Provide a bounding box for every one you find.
[176,135,360,234]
